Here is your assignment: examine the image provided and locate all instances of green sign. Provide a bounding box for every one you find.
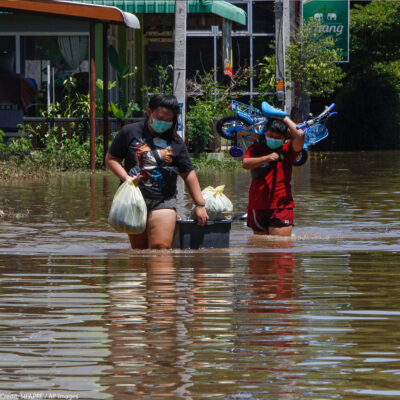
[303,0,350,62]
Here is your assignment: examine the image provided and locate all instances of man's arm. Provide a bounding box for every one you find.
[283,116,304,152]
[105,153,140,184]
[180,169,208,225]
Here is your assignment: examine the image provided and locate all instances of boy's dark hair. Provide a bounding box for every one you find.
[266,118,288,136]
[148,94,181,137]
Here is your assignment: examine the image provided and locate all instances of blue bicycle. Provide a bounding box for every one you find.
[215,100,337,166]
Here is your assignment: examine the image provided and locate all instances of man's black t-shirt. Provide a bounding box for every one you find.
[108,119,194,200]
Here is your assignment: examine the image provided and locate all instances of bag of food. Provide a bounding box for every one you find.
[192,185,233,220]
[108,180,147,234]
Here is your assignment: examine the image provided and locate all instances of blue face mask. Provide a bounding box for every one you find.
[151,119,173,134]
[266,137,284,150]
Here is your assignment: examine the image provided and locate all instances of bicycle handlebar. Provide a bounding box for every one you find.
[296,103,335,130]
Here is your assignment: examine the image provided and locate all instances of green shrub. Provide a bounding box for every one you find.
[7,125,104,171]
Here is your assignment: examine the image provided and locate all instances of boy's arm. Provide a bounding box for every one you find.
[242,152,280,170]
[283,116,304,152]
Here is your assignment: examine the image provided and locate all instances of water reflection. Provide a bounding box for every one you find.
[0,152,400,398]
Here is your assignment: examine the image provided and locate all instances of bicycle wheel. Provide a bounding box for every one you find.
[293,149,308,166]
[215,115,251,141]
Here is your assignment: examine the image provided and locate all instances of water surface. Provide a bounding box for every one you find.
[0,151,399,399]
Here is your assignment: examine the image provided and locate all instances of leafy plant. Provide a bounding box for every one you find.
[286,18,346,119]
[186,68,250,154]
[108,45,137,111]
[141,64,174,110]
[254,54,276,107]
[43,76,89,118]
[0,130,7,153]
[8,123,104,170]
[96,46,139,118]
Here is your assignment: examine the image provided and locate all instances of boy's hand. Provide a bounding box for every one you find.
[266,152,280,162]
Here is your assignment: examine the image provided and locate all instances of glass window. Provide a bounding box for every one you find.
[232,37,250,91]
[20,36,88,102]
[187,37,215,79]
[0,36,16,73]
[252,1,274,33]
[253,36,274,64]
[232,37,250,70]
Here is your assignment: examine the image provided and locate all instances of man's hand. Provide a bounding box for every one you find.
[193,205,209,226]
[125,174,141,185]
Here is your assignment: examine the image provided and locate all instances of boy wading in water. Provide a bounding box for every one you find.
[242,116,304,237]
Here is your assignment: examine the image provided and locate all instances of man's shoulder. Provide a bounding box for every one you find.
[120,119,146,134]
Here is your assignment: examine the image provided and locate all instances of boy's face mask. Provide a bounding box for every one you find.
[151,119,173,134]
[266,137,284,149]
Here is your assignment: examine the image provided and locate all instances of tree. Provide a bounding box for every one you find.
[350,0,400,69]
[329,1,400,151]
[286,19,345,119]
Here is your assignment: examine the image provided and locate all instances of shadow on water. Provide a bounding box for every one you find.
[0,152,400,398]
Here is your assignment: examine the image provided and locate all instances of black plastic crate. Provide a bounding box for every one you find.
[174,219,232,249]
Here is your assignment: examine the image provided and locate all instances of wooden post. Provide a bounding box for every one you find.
[103,23,109,166]
[90,22,96,171]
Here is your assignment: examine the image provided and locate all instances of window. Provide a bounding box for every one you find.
[0,36,16,73]
[20,36,88,103]
[253,1,274,33]
[187,37,215,78]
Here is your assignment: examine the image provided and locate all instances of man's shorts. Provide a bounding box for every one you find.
[144,197,176,212]
[247,208,294,233]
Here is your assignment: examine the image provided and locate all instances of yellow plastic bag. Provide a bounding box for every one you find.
[192,185,233,220]
[108,181,147,234]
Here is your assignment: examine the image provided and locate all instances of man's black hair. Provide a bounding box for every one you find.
[266,117,288,136]
[148,94,181,138]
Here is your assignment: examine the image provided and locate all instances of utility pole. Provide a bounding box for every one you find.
[274,0,294,116]
[173,0,187,140]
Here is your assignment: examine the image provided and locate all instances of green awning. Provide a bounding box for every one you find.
[72,0,246,25]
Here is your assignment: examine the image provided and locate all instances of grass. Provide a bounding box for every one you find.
[0,156,53,181]
[0,152,242,182]
[191,155,242,172]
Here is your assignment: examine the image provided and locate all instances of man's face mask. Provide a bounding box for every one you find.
[151,119,173,134]
[266,137,284,150]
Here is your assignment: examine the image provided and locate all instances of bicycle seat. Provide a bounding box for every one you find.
[261,102,287,119]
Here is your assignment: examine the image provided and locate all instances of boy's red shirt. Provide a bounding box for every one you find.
[243,141,299,210]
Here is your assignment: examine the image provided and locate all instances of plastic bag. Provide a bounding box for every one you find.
[192,185,233,220]
[108,181,147,234]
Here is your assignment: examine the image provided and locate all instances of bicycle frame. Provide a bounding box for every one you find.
[227,101,266,136]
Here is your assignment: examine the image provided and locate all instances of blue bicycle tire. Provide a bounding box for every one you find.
[215,115,250,141]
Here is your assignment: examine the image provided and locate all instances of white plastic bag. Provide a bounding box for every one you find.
[192,185,233,220]
[108,181,147,234]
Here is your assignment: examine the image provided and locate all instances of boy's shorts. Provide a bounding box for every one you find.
[247,208,294,233]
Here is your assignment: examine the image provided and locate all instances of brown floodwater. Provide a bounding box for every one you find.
[0,151,400,399]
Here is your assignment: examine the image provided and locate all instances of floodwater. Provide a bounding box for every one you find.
[0,151,400,399]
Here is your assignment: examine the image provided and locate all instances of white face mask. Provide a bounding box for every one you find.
[266,137,284,149]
